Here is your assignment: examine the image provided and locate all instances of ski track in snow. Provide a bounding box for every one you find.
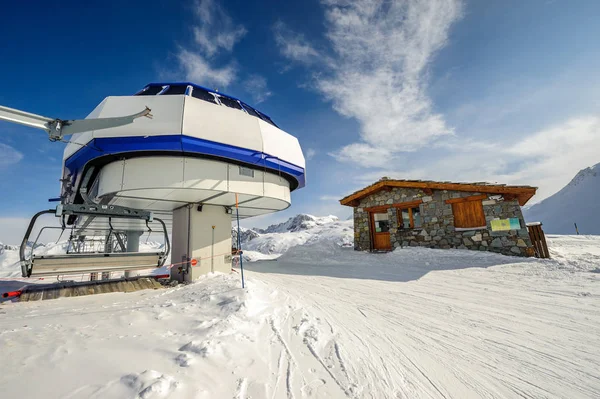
[0,235,599,398]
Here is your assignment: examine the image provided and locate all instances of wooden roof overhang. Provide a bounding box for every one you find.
[339,180,537,207]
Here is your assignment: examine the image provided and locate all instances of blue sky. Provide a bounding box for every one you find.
[1,0,600,240]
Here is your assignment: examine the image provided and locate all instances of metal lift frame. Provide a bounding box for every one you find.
[19,203,170,278]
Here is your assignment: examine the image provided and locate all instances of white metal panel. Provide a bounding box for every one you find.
[227,164,264,197]
[182,96,263,152]
[111,196,161,210]
[118,188,177,199]
[97,159,125,196]
[64,96,184,160]
[182,158,228,191]
[95,149,293,215]
[264,171,291,203]
[188,205,232,278]
[92,96,184,139]
[236,207,280,217]
[209,193,256,207]
[259,120,305,168]
[202,192,237,206]
[122,157,184,191]
[162,188,219,203]
[170,206,189,282]
[241,196,289,211]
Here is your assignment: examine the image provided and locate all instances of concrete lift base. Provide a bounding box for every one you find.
[170,204,232,283]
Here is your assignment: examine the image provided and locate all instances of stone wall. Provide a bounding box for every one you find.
[353,187,534,257]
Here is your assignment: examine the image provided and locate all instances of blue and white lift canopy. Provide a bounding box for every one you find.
[59,82,306,220]
[0,82,306,279]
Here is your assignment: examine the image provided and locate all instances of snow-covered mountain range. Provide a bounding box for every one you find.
[525,162,600,234]
[232,214,353,261]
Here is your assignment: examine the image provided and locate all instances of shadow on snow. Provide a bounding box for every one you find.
[245,243,533,283]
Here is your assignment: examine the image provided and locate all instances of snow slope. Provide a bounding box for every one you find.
[0,247,20,278]
[1,234,600,398]
[525,162,600,234]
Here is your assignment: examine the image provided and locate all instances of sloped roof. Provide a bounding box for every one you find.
[339,178,537,207]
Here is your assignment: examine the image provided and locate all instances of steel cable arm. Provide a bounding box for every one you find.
[0,104,152,141]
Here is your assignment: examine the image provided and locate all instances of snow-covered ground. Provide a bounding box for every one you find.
[1,229,599,398]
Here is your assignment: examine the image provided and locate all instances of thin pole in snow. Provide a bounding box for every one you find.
[211,225,215,273]
[574,222,579,235]
[236,193,245,289]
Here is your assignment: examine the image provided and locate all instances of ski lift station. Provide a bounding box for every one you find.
[0,82,305,284]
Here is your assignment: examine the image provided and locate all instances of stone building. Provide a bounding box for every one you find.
[340,179,538,257]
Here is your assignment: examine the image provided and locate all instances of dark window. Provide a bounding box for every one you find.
[191,87,218,104]
[256,110,278,127]
[373,213,390,233]
[218,96,243,110]
[398,207,422,229]
[161,85,188,95]
[241,103,260,117]
[239,166,254,178]
[136,86,164,96]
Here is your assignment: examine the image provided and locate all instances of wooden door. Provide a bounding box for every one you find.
[371,212,391,250]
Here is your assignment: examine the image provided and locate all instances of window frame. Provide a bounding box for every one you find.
[135,85,166,96]
[190,86,219,104]
[373,212,390,233]
[160,84,189,95]
[397,206,422,229]
[216,95,243,110]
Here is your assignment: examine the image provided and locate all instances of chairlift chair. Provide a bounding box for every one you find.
[20,203,170,278]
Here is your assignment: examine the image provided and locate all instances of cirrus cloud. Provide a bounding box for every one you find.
[0,143,23,168]
[275,0,464,167]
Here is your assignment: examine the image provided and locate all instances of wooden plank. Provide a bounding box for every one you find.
[393,199,423,209]
[365,199,423,213]
[341,180,537,206]
[527,225,538,257]
[445,194,488,204]
[539,225,550,258]
[365,204,391,213]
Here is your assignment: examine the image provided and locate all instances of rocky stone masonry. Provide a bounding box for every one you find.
[353,187,534,257]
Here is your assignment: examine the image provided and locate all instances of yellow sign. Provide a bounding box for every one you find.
[490,218,521,231]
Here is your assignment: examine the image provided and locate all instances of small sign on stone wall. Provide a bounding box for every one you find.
[490,218,521,231]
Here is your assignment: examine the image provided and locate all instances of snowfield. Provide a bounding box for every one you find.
[1,222,600,398]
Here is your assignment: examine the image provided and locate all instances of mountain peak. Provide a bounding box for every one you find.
[259,214,339,234]
[566,162,599,189]
[524,162,600,234]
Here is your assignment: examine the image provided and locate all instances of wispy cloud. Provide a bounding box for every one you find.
[305,148,316,160]
[319,195,341,201]
[352,116,600,202]
[192,0,247,57]
[273,21,320,66]
[275,0,463,167]
[177,49,236,87]
[0,143,23,167]
[243,75,273,104]
[175,0,246,87]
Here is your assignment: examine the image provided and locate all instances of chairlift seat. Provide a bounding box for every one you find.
[28,252,164,277]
